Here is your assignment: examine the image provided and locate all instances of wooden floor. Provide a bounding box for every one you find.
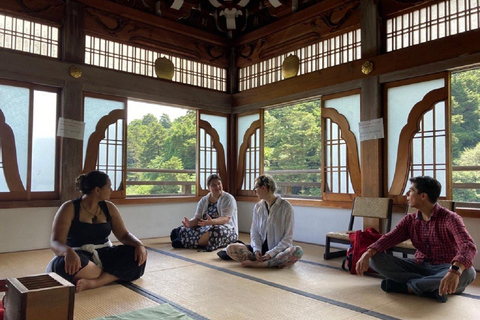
[1,233,479,320]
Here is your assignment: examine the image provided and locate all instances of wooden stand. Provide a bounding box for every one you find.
[3,273,74,320]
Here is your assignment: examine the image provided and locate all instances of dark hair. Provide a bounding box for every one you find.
[409,176,441,203]
[207,174,222,187]
[255,174,277,193]
[76,171,109,195]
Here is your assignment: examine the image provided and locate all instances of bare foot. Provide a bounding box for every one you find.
[241,260,266,268]
[75,279,99,293]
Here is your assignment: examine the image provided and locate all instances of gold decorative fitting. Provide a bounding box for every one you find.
[362,61,374,75]
[155,57,175,80]
[282,54,300,79]
[69,66,82,79]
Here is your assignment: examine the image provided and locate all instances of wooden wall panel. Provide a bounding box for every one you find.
[79,0,230,68]
[0,0,64,25]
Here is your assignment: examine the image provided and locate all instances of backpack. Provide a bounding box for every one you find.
[342,227,382,274]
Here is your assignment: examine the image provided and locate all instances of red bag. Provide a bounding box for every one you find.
[342,227,382,274]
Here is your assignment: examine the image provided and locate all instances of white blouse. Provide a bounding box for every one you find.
[250,196,294,258]
[194,191,238,236]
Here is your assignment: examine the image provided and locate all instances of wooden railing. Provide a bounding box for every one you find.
[265,169,321,198]
[452,165,480,208]
[126,168,196,196]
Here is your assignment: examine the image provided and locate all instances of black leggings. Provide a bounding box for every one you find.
[51,245,146,283]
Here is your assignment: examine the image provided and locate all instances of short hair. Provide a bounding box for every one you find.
[255,174,277,193]
[409,176,442,203]
[76,171,109,195]
[207,174,222,187]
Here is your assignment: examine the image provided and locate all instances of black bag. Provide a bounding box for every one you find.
[170,226,184,248]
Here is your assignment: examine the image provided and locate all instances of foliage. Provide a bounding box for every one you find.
[264,100,322,197]
[126,111,196,195]
[451,69,480,203]
[451,70,480,159]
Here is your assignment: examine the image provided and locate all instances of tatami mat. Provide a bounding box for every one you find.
[1,234,479,320]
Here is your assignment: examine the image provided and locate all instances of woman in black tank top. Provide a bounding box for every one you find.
[49,171,147,292]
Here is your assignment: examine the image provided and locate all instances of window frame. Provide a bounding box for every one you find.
[0,78,60,201]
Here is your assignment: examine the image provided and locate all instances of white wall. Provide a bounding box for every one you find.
[1,201,479,269]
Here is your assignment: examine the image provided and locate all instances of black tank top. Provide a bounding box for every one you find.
[66,197,112,247]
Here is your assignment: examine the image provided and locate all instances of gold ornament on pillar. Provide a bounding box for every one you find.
[282,54,300,79]
[361,61,374,75]
[155,57,175,80]
[69,66,82,79]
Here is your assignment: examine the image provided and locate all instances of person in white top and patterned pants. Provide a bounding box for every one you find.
[226,174,303,268]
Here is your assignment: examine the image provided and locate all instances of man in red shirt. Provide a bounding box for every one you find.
[356,176,477,302]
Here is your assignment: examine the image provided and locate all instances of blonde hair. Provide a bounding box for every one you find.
[255,174,277,193]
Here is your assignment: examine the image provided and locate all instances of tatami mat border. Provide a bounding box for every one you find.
[122,282,208,320]
[146,247,402,320]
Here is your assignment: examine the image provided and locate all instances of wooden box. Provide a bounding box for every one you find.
[4,273,74,320]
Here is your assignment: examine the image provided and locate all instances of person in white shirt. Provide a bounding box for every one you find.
[225,174,303,268]
[171,174,238,251]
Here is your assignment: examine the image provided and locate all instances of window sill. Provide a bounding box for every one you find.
[0,199,62,209]
[112,196,201,205]
[235,196,352,209]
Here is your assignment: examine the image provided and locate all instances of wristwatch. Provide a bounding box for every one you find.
[448,264,461,276]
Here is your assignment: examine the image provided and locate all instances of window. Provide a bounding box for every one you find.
[322,91,361,200]
[386,0,480,52]
[386,74,449,201]
[0,13,59,57]
[264,101,322,198]
[239,29,361,91]
[85,35,227,92]
[0,80,58,200]
[451,68,480,206]
[126,101,196,196]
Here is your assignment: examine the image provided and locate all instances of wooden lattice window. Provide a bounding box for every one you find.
[0,13,59,58]
[386,74,449,201]
[239,29,361,91]
[236,112,262,196]
[198,112,228,195]
[321,91,361,201]
[83,94,126,199]
[386,0,480,52]
[85,35,226,92]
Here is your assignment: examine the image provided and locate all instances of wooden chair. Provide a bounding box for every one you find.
[392,200,455,257]
[324,197,393,260]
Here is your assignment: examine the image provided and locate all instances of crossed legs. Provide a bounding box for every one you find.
[226,243,303,268]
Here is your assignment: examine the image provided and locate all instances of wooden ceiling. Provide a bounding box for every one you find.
[106,0,327,38]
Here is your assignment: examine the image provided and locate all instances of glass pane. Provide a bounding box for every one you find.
[237,113,259,156]
[0,84,29,191]
[31,90,57,191]
[83,97,124,166]
[387,78,444,189]
[451,69,480,203]
[324,94,361,156]
[200,113,228,165]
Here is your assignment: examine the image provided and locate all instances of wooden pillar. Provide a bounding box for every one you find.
[60,0,85,202]
[360,0,384,231]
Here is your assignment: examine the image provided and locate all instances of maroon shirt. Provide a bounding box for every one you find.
[369,204,477,268]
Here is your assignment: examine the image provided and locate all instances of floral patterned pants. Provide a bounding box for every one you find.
[179,225,237,251]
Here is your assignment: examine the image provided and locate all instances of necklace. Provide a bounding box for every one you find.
[81,201,101,223]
